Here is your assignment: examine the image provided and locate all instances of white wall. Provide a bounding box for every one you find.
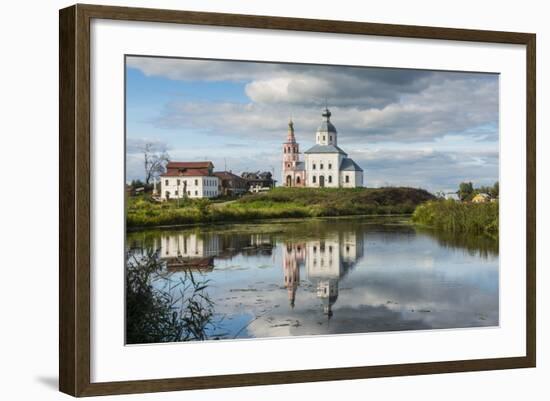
[161,176,219,199]
[305,153,342,187]
[0,1,547,401]
[340,170,363,188]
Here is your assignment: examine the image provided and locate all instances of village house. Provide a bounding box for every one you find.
[214,171,248,196]
[282,108,364,188]
[444,192,460,201]
[472,193,491,203]
[241,171,276,193]
[160,161,220,200]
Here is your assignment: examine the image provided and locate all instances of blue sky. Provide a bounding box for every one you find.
[125,56,499,192]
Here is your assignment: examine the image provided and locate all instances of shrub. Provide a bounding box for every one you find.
[412,199,498,236]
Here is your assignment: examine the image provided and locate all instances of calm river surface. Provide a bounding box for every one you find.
[126,216,498,342]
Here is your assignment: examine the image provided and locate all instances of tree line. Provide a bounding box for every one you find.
[457,181,499,201]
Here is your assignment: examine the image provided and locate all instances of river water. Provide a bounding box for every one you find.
[126,216,498,343]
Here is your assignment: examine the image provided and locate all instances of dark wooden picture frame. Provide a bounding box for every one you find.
[59,3,536,397]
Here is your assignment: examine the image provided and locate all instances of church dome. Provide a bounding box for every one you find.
[316,107,337,134]
[317,120,337,133]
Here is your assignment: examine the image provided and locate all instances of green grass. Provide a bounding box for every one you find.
[412,199,498,237]
[126,187,435,229]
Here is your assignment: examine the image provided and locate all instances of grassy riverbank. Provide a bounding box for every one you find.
[412,199,498,237]
[127,187,434,229]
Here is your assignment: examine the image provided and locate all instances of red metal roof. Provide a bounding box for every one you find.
[162,168,211,177]
[166,161,213,169]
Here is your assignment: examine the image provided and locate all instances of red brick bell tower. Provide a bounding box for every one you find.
[282,119,305,187]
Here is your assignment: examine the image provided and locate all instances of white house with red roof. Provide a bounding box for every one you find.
[160,161,220,200]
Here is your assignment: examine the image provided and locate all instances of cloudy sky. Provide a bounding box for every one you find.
[125,56,499,192]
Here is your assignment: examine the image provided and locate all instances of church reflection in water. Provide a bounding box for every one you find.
[150,228,364,318]
[283,231,364,317]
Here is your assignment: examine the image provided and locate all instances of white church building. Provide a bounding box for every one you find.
[282,108,363,188]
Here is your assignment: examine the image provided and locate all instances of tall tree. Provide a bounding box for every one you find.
[490,181,499,198]
[458,182,474,201]
[142,142,170,185]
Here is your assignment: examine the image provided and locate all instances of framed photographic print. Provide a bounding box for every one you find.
[59,4,536,397]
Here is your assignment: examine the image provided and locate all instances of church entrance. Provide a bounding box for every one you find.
[286,175,292,187]
[319,175,325,187]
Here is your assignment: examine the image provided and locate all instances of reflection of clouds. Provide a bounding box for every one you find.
[246,225,498,338]
[249,304,432,338]
[244,260,498,338]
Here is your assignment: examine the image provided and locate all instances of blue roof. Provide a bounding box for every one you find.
[304,144,347,155]
[317,120,337,133]
[295,161,305,171]
[340,158,363,172]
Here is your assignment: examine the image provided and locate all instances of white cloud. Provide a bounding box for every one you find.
[154,73,498,144]
[352,148,498,191]
[126,56,499,190]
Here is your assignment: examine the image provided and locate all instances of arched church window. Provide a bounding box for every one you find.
[312,163,316,170]
[296,176,301,184]
[328,176,332,183]
[330,135,332,141]
[312,176,316,183]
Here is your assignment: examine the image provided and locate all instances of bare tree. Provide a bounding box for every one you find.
[143,142,170,185]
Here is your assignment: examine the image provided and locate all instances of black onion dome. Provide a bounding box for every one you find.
[317,107,337,133]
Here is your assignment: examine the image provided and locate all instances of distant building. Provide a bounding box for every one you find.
[241,171,276,192]
[472,193,491,203]
[214,171,248,196]
[126,184,145,197]
[160,161,220,200]
[444,192,460,201]
[282,108,364,188]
